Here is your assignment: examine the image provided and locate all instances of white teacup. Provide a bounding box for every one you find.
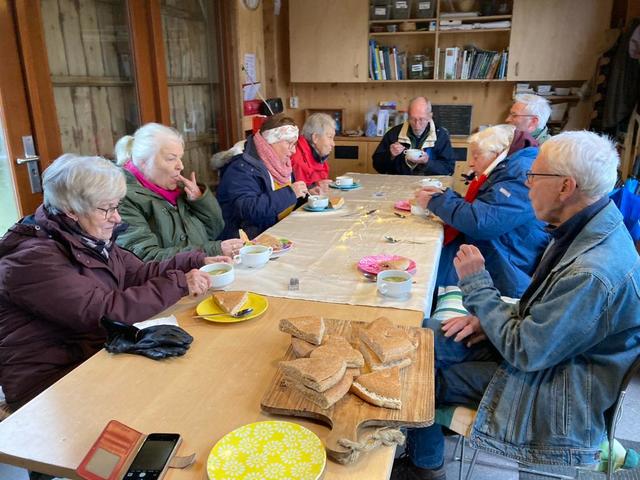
[233,245,273,268]
[405,149,424,161]
[411,204,430,217]
[420,177,443,189]
[377,269,412,298]
[308,195,329,209]
[199,262,235,288]
[335,176,354,187]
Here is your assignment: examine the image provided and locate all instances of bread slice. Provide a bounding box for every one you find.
[310,334,364,368]
[359,340,412,371]
[378,257,411,271]
[360,317,417,363]
[291,336,317,358]
[329,196,344,209]
[279,357,346,392]
[279,316,325,345]
[254,233,282,249]
[351,367,402,409]
[288,367,358,409]
[212,291,249,315]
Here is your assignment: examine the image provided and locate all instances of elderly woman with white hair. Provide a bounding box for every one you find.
[115,123,244,261]
[217,114,309,239]
[416,124,549,298]
[290,113,336,194]
[0,154,222,410]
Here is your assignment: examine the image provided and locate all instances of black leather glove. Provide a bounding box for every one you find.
[102,317,194,360]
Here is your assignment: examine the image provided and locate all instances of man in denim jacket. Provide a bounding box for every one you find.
[394,131,640,480]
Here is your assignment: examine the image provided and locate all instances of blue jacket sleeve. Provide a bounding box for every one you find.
[425,129,455,175]
[459,269,611,372]
[428,159,535,240]
[372,128,403,174]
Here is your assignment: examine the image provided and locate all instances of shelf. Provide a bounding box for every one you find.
[438,14,512,21]
[368,79,510,83]
[438,28,511,34]
[369,18,436,24]
[370,31,436,36]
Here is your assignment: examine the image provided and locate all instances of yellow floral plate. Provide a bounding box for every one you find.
[207,421,326,480]
[196,292,268,323]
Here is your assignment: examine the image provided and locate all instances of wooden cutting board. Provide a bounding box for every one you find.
[260,318,434,464]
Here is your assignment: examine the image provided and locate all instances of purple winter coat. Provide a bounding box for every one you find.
[0,206,205,408]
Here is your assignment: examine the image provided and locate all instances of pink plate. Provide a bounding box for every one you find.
[394,200,411,211]
[358,254,417,275]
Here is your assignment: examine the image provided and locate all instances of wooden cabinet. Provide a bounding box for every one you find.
[289,0,369,82]
[508,0,612,81]
[328,139,372,177]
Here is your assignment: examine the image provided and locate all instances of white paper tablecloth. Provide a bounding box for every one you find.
[230,173,451,313]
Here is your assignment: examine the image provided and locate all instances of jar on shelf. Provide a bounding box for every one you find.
[423,55,434,79]
[409,54,427,80]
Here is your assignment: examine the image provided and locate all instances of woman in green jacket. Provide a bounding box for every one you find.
[115,123,244,261]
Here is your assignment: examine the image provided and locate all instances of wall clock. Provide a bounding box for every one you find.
[243,0,260,10]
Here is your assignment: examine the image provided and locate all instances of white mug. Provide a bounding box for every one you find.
[233,245,273,268]
[335,176,354,187]
[199,262,234,288]
[405,149,424,161]
[308,195,329,209]
[420,177,443,189]
[377,270,412,298]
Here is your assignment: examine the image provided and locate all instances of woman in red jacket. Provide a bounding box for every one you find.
[0,154,228,410]
[291,113,336,194]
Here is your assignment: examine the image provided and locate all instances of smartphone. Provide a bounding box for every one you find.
[123,433,181,480]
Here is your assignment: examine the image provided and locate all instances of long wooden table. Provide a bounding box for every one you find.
[0,296,433,480]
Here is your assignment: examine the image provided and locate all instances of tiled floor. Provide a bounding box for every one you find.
[1,375,638,480]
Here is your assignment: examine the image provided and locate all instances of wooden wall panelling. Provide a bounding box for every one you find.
[14,0,62,169]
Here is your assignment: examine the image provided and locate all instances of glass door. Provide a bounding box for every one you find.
[0,126,20,234]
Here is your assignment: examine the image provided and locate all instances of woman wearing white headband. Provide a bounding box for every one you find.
[217,115,309,239]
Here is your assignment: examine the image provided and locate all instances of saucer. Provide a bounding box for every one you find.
[329,181,361,190]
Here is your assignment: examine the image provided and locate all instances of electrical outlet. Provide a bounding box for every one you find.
[289,96,299,109]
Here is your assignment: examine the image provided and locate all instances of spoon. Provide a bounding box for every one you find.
[362,272,377,281]
[384,235,427,245]
[193,307,254,319]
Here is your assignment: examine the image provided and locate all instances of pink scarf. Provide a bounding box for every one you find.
[123,160,182,206]
[253,131,292,185]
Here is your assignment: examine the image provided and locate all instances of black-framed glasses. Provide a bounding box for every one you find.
[95,204,121,219]
[507,112,537,118]
[525,171,566,182]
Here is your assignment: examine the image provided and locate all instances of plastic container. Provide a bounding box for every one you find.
[409,54,427,79]
[371,0,391,20]
[413,0,436,18]
[392,0,411,19]
[423,55,434,79]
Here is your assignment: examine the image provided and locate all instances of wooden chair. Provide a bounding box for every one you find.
[622,107,640,180]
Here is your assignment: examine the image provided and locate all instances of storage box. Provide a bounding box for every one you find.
[392,0,411,19]
[413,0,436,18]
[550,103,568,122]
[371,0,391,20]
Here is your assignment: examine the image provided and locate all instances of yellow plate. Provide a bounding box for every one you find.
[196,292,268,323]
[207,421,326,480]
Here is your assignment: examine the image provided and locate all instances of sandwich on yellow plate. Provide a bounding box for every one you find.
[211,291,248,315]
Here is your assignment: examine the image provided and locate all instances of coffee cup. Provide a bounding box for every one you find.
[377,270,412,298]
[419,177,443,189]
[335,176,354,187]
[233,245,273,268]
[411,204,430,217]
[405,149,424,161]
[199,262,235,288]
[308,195,329,209]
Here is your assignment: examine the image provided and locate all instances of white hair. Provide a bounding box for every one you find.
[114,123,183,168]
[514,94,551,128]
[302,113,336,141]
[43,154,126,215]
[541,131,619,198]
[468,124,515,156]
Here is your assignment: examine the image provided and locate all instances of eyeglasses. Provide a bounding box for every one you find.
[95,204,121,219]
[508,112,537,118]
[525,171,567,182]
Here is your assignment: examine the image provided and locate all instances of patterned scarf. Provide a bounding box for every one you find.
[123,160,182,206]
[253,131,293,186]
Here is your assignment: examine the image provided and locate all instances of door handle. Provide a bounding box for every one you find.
[354,63,359,78]
[17,155,40,165]
[16,155,43,193]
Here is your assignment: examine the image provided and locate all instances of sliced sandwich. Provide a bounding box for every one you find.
[211,291,249,315]
[378,257,411,271]
[291,336,317,358]
[329,196,344,209]
[279,357,346,392]
[254,233,282,249]
[360,317,416,363]
[359,340,412,371]
[310,334,365,368]
[279,316,325,345]
[351,367,402,409]
[288,367,358,409]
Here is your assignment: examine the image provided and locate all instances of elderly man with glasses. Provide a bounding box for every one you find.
[506,93,552,144]
[393,131,640,480]
[372,96,455,176]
